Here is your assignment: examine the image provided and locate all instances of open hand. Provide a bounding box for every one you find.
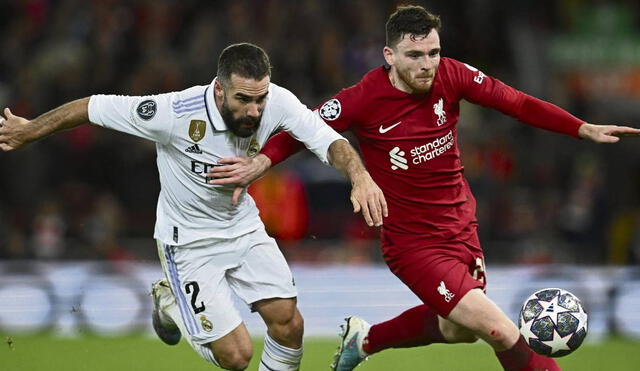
[578,123,640,143]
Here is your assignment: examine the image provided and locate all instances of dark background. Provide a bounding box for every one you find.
[1,0,640,265]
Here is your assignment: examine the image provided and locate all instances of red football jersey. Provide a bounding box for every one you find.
[262,58,583,246]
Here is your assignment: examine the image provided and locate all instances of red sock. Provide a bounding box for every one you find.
[495,336,561,371]
[363,304,445,354]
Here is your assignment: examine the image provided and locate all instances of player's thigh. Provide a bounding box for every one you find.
[386,245,485,317]
[446,288,519,349]
[157,241,247,346]
[228,228,297,307]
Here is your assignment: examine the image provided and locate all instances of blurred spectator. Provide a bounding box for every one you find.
[1,0,639,264]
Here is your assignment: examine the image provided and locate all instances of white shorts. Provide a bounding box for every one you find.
[156,227,297,344]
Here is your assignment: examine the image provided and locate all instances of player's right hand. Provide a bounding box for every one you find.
[350,171,388,227]
[207,154,272,206]
[0,108,31,152]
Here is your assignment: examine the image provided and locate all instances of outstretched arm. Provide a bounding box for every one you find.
[0,98,90,151]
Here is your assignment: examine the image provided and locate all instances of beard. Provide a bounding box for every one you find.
[220,99,262,138]
[397,68,434,94]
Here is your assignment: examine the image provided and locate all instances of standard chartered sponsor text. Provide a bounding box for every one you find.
[409,130,454,164]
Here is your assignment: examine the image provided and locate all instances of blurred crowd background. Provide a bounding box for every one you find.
[1,0,640,266]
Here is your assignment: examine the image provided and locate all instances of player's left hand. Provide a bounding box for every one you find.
[578,123,640,143]
[207,154,272,206]
[350,172,388,227]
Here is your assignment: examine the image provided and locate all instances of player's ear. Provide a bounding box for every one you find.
[214,80,225,99]
[383,46,395,66]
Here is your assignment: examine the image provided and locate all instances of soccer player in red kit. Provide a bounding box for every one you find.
[208,5,640,371]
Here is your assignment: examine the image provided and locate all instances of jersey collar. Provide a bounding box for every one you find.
[204,78,228,132]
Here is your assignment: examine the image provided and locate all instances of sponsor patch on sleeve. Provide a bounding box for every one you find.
[136,100,157,121]
[319,99,341,121]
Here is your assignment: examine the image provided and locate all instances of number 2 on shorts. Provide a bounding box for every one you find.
[185,281,206,314]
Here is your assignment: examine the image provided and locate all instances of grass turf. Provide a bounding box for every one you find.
[2,334,639,370]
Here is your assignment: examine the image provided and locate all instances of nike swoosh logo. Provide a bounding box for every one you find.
[379,121,402,134]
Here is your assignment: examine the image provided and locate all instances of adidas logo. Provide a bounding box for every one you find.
[185,144,202,154]
[546,303,555,313]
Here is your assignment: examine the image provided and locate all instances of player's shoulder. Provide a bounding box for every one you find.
[170,85,208,116]
[439,57,484,75]
[265,82,304,111]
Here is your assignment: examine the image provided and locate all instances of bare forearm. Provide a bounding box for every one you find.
[30,98,90,141]
[327,139,368,184]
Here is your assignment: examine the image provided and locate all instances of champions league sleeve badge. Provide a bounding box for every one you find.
[319,99,341,121]
[136,100,157,121]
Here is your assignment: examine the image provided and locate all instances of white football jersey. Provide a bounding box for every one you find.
[88,79,345,246]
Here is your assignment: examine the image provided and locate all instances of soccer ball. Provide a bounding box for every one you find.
[518,288,588,357]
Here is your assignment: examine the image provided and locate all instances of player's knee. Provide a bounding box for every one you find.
[270,309,304,340]
[288,310,304,337]
[484,325,512,347]
[216,349,252,371]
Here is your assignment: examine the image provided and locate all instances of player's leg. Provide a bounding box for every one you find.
[151,278,252,369]
[446,288,518,350]
[330,306,477,371]
[446,288,560,371]
[155,240,253,370]
[229,228,303,371]
[331,242,483,371]
[254,297,304,371]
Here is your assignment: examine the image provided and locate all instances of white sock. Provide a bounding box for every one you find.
[159,288,220,367]
[258,332,303,371]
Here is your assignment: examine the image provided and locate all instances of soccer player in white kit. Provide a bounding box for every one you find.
[0,43,387,371]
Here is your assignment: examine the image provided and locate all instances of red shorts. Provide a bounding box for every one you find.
[381,226,487,317]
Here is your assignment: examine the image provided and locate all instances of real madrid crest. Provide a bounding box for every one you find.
[247,138,261,157]
[200,315,213,332]
[189,120,207,142]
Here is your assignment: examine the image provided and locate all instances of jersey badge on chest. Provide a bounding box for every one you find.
[434,98,447,126]
[189,120,207,142]
[247,138,261,157]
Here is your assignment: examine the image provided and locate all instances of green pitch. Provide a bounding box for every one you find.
[2,333,639,370]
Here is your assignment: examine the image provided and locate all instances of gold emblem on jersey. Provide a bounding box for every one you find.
[189,120,206,142]
[247,138,261,157]
[200,315,213,332]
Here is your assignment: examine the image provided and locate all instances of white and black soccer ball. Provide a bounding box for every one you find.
[518,288,588,357]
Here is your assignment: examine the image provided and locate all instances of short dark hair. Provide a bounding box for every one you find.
[386,5,441,48]
[217,43,271,86]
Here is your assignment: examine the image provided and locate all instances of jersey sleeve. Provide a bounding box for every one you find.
[448,59,583,138]
[269,87,346,164]
[88,93,176,145]
[261,88,356,166]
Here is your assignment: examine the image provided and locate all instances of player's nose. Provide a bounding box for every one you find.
[246,103,260,118]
